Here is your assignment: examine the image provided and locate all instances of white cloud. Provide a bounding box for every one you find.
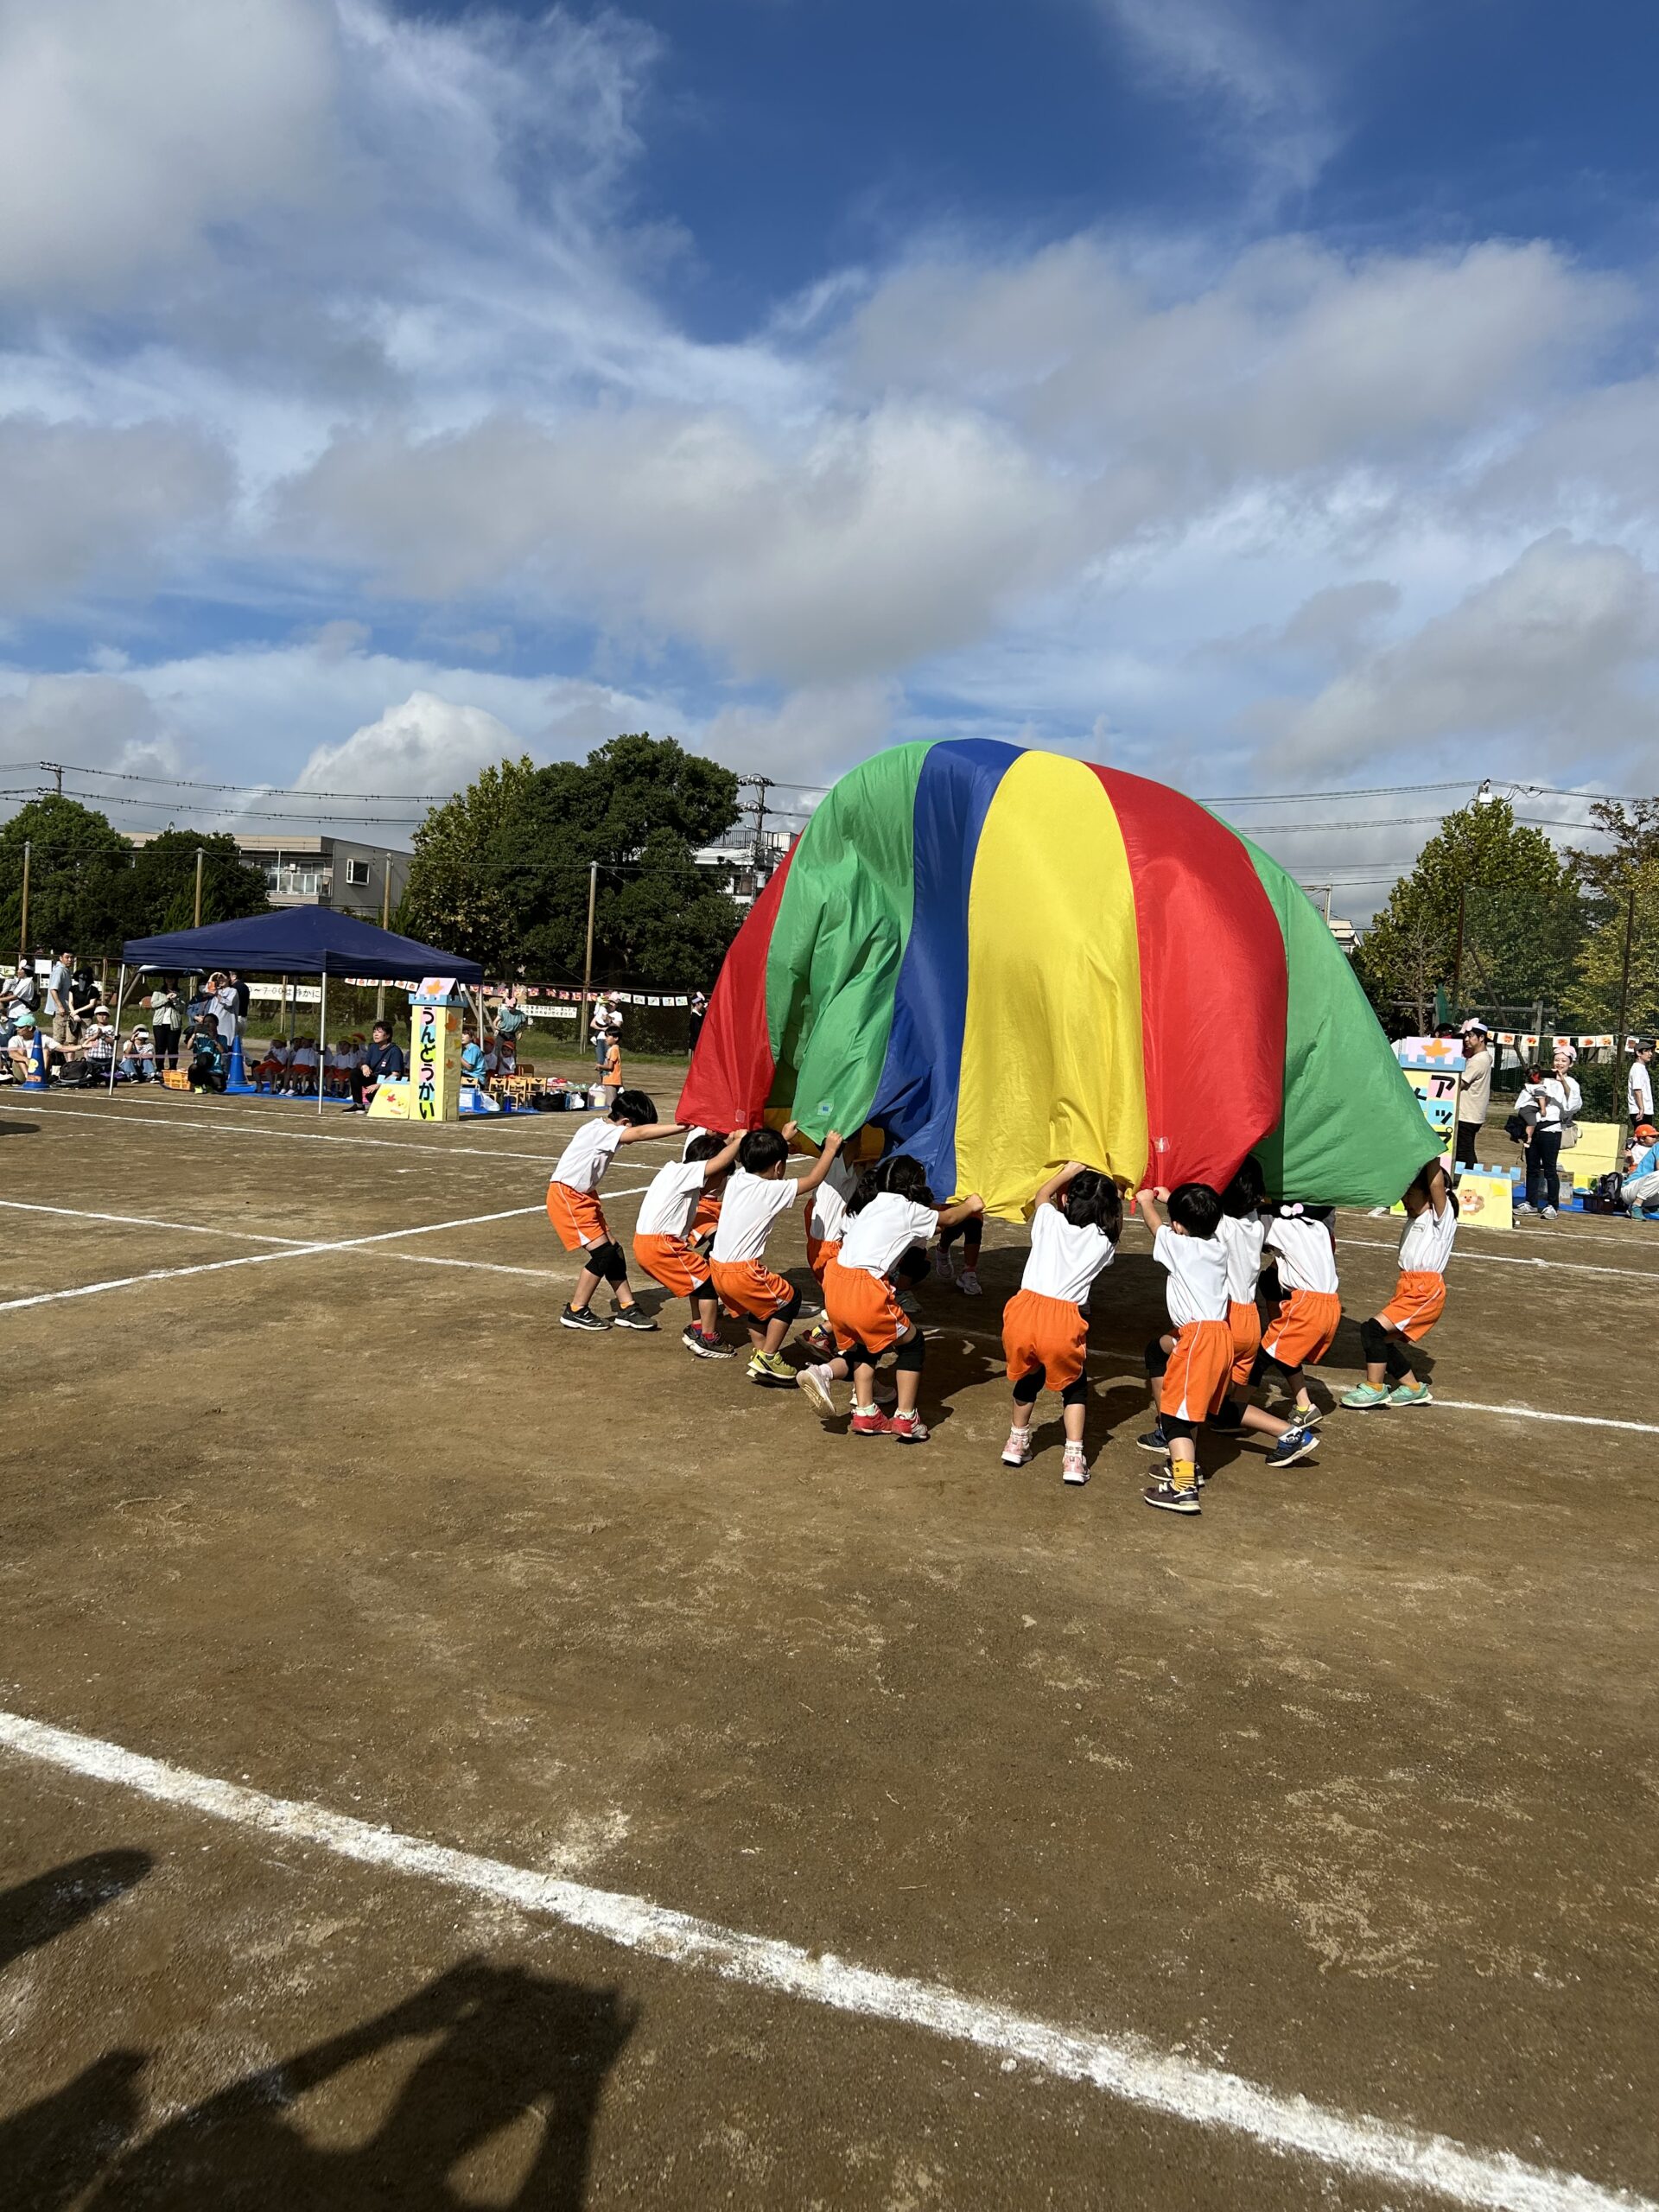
[0,672,182,780]
[1262,534,1659,774]
[293,690,524,797]
[0,418,232,609]
[0,0,340,301]
[701,680,898,780]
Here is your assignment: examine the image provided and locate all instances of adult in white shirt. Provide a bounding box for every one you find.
[1456,1021,1493,1167]
[1629,1040,1656,1128]
[1516,1042,1581,1219]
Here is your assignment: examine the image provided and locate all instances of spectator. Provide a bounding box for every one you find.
[590,995,620,1075]
[1455,1021,1492,1167]
[5,1009,45,1083]
[147,983,183,1070]
[494,986,528,1049]
[227,969,251,1027]
[78,1007,118,1086]
[460,1027,487,1086]
[67,963,99,1033]
[288,1034,321,1094]
[119,1026,156,1083]
[46,949,73,1046]
[326,1035,357,1098]
[1630,1039,1656,1129]
[1516,1042,1581,1220]
[188,1025,227,1094]
[253,1036,291,1092]
[1622,1122,1659,1219]
[600,1029,622,1098]
[689,990,708,1052]
[346,1020,405,1113]
[7,960,39,1024]
[207,971,239,1047]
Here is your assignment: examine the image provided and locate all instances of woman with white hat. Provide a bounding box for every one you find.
[1516,1041,1581,1220]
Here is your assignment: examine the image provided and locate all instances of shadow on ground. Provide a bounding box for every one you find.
[1,1859,636,2212]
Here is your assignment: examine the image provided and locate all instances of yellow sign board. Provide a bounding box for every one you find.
[366,1080,410,1121]
[409,1002,462,1122]
[1452,1169,1513,1232]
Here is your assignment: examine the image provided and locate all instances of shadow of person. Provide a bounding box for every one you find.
[0,1851,153,1973]
[0,1853,154,2209]
[86,1958,636,2212]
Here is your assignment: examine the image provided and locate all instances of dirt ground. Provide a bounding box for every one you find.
[2,1085,1656,2211]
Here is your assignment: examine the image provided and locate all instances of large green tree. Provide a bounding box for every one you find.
[118,829,270,938]
[1354,796,1584,1030]
[393,755,537,967]
[1570,799,1659,1035]
[1,795,130,956]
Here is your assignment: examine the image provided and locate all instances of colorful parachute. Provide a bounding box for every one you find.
[680,740,1436,1217]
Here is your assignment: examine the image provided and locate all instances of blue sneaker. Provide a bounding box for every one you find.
[1267,1426,1319,1468]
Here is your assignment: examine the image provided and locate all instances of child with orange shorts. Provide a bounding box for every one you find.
[1143,1154,1320,1471]
[709,1125,844,1384]
[549,1088,683,1333]
[1343,1158,1456,1409]
[1259,1203,1341,1427]
[1136,1181,1232,1515]
[632,1130,744,1358]
[999,1162,1120,1487]
[797,1156,984,1444]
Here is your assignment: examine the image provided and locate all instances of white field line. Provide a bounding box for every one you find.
[0,1097,684,1168]
[0,1205,546,1313]
[0,1198,312,1246]
[0,1710,1645,2212]
[1335,1236,1659,1284]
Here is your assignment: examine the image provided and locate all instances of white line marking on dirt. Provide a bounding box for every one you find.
[0,1205,546,1313]
[1338,1236,1659,1284]
[1431,1400,1659,1435]
[0,1710,1643,2212]
[0,1198,311,1246]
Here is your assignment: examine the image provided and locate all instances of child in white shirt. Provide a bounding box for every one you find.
[1344,1158,1457,1409]
[709,1123,844,1384]
[999,1162,1119,1486]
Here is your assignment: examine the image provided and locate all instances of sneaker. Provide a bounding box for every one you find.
[850,1406,888,1437]
[1062,1442,1089,1486]
[560,1305,607,1332]
[797,1363,837,1417]
[887,1408,930,1444]
[747,1350,794,1384]
[1136,1425,1169,1454]
[1541,1205,1558,1220]
[1142,1471,1201,1515]
[1387,1380,1433,1407]
[682,1325,726,1358]
[611,1306,658,1331]
[896,1290,921,1316]
[1292,1402,1323,1430]
[1001,1426,1033,1467]
[1266,1425,1319,1469]
[931,1247,954,1281]
[1341,1382,1391,1410]
[1515,1200,1535,1215]
[958,1268,982,1297]
[800,1322,837,1360]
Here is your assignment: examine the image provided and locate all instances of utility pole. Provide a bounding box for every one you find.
[193,848,204,928]
[17,840,29,969]
[577,859,598,1067]
[1614,880,1639,1113]
[41,761,62,796]
[376,852,391,1024]
[736,774,775,881]
[1451,883,1468,1014]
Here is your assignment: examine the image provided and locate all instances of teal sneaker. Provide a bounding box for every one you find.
[1341,1382,1390,1410]
[1387,1381,1433,1407]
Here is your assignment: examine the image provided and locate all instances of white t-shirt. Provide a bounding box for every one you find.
[1522,1075,1581,1131]
[1217,1214,1267,1305]
[290,1046,319,1069]
[266,1042,293,1065]
[636,1158,706,1240]
[1152,1224,1228,1327]
[1264,1213,1338,1294]
[552,1117,624,1194]
[1630,1059,1654,1119]
[712,1168,799,1263]
[807,1181,849,1246]
[1020,1201,1115,1306]
[837,1192,940,1280]
[1398,1196,1457,1276]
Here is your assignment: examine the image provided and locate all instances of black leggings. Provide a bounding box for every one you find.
[1526,1130,1562,1210]
[153,1029,180,1071]
[1012,1370,1088,1408]
[1359,1316,1414,1381]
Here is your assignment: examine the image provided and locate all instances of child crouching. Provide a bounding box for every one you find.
[1137,1181,1231,1515]
[798,1155,984,1444]
[632,1129,744,1358]
[1344,1157,1456,1408]
[708,1125,843,1383]
[1001,1163,1120,1486]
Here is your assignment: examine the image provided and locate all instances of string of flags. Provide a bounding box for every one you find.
[1493,1032,1629,1052]
[505,987,694,1007]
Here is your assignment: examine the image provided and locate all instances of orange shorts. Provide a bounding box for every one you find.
[1377,1268,1445,1343]
[547,1181,608,1252]
[1228,1299,1262,1387]
[693,1189,721,1238]
[1262,1287,1341,1369]
[710,1255,795,1322]
[1159,1319,1235,1423]
[823,1255,910,1356]
[805,1233,841,1284]
[1002,1287,1087,1392]
[632,1231,710,1299]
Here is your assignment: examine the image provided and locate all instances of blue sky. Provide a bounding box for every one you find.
[3,0,1658,907]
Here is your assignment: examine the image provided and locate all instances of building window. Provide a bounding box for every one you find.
[345,858,372,886]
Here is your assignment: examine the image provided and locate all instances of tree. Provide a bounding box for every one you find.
[117,830,270,937]
[1570,800,1659,1037]
[491,735,742,983]
[0,795,130,957]
[1354,797,1584,1028]
[393,756,537,967]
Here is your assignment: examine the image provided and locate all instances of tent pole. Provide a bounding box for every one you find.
[108,963,128,1095]
[318,971,327,1116]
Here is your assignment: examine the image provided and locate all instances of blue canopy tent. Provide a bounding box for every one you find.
[114,907,484,1111]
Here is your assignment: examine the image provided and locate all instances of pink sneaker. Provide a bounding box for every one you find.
[850,1406,887,1437]
[1001,1426,1033,1467]
[887,1409,930,1445]
[1062,1442,1090,1486]
[797,1363,836,1417]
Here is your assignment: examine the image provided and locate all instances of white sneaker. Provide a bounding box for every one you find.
[797,1363,836,1417]
[1541,1205,1558,1219]
[931,1247,953,1281]
[1062,1443,1090,1486]
[1001,1426,1033,1467]
[958,1268,982,1297]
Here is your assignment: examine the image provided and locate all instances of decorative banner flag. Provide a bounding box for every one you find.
[679,739,1437,1216]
